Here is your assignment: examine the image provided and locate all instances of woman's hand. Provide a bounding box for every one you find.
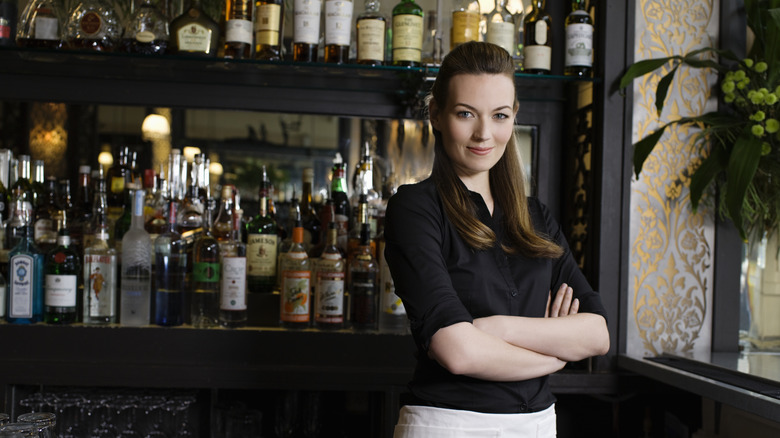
[545,283,579,318]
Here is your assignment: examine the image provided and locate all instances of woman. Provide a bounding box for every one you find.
[383,41,610,437]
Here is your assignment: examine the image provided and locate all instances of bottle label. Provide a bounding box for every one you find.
[220,256,247,310]
[255,4,282,45]
[247,234,278,275]
[335,214,349,250]
[392,14,423,62]
[281,270,310,322]
[136,30,156,43]
[294,0,322,44]
[177,23,212,52]
[315,271,344,321]
[45,274,77,307]
[533,20,548,45]
[357,19,385,62]
[226,19,253,44]
[451,11,480,46]
[80,11,103,37]
[486,21,515,55]
[0,21,10,39]
[194,261,221,283]
[33,16,59,41]
[524,45,551,70]
[325,0,353,46]
[33,218,56,244]
[110,176,125,195]
[565,23,593,67]
[9,254,34,319]
[85,255,116,318]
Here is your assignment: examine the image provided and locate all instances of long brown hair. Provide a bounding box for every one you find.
[428,42,563,258]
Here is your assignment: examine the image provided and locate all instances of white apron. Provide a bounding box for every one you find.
[393,404,556,438]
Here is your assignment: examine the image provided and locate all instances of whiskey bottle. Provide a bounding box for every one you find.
[246,166,278,293]
[191,205,220,328]
[6,214,44,324]
[564,0,593,77]
[324,0,354,63]
[224,0,254,58]
[106,147,131,244]
[153,200,187,326]
[300,168,321,250]
[82,210,117,325]
[219,209,248,328]
[330,160,350,252]
[523,0,552,74]
[348,222,378,330]
[485,0,515,56]
[314,222,345,329]
[16,0,64,49]
[44,222,80,324]
[0,0,17,47]
[279,218,311,328]
[450,0,480,51]
[391,0,423,66]
[65,0,122,52]
[120,188,152,327]
[355,0,385,65]
[254,0,285,60]
[293,0,323,62]
[121,0,169,55]
[169,0,220,57]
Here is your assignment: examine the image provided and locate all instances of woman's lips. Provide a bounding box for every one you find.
[467,146,493,156]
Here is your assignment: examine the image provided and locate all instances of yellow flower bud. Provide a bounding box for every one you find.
[721,81,736,93]
[743,59,754,68]
[766,119,780,134]
[761,142,772,155]
[734,70,747,80]
[766,94,779,105]
[752,124,766,137]
[755,62,768,73]
[752,111,766,121]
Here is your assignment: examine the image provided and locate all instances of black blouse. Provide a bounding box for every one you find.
[383,178,607,414]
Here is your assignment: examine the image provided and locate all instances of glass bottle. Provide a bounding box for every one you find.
[314,222,345,329]
[106,146,131,244]
[44,220,80,324]
[32,177,59,254]
[512,1,525,70]
[420,9,440,65]
[246,166,278,293]
[254,0,285,60]
[300,168,321,251]
[348,222,378,329]
[120,188,152,327]
[178,173,204,235]
[82,169,109,253]
[213,185,236,249]
[279,218,311,328]
[0,0,17,47]
[292,0,322,62]
[450,0,480,50]
[191,205,220,328]
[485,0,515,56]
[331,159,350,253]
[223,0,254,58]
[145,178,169,243]
[564,0,593,77]
[82,189,117,325]
[57,179,74,227]
[65,0,122,51]
[523,0,552,74]
[121,0,169,55]
[219,209,247,328]
[169,0,220,57]
[154,200,187,326]
[324,0,353,63]
[70,165,92,257]
[31,159,45,210]
[114,182,139,256]
[377,225,407,332]
[7,156,34,250]
[355,0,385,66]
[6,207,44,324]
[15,0,64,49]
[391,0,423,66]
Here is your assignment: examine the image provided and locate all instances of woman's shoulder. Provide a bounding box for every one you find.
[386,178,441,219]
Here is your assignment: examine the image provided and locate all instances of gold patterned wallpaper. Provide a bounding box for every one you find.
[627,0,719,359]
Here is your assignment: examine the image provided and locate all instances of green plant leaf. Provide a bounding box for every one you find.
[633,126,668,178]
[619,57,679,90]
[689,144,727,212]
[726,131,764,239]
[765,8,780,85]
[655,66,679,115]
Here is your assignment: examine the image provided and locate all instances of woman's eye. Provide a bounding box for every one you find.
[456,111,474,118]
[494,113,510,120]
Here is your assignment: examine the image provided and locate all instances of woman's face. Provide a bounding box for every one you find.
[430,73,516,185]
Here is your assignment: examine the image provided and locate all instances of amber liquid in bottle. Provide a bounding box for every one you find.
[224,0,254,58]
[323,0,353,64]
[254,0,284,60]
[292,0,322,62]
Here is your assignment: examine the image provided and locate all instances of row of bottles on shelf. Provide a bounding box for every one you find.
[0,144,407,332]
[0,0,593,75]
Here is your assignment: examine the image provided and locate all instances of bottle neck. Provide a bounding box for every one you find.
[571,0,586,11]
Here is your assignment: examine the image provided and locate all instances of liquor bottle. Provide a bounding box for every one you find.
[33,177,59,254]
[82,198,117,325]
[564,0,593,77]
[355,0,386,66]
[219,209,247,328]
[70,165,92,256]
[31,160,45,210]
[314,222,345,329]
[0,0,17,47]
[485,0,515,56]
[224,0,254,58]
[121,0,169,55]
[57,179,74,226]
[391,0,423,66]
[292,0,322,62]
[44,221,80,324]
[347,193,376,260]
[300,168,322,251]
[191,205,220,328]
[213,185,236,249]
[331,159,351,253]
[348,222,378,329]
[169,0,220,57]
[15,0,64,49]
[450,0,480,50]
[7,155,34,249]
[376,226,406,332]
[82,170,109,253]
[421,10,440,65]
[120,188,152,327]
[254,0,285,60]
[246,166,278,293]
[351,142,380,236]
[523,0,552,74]
[153,200,187,326]
[114,182,139,255]
[512,5,525,70]
[106,147,131,243]
[65,0,122,51]
[145,178,169,243]
[323,0,354,63]
[6,211,44,324]
[279,218,311,328]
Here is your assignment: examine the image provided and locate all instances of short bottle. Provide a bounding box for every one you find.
[6,215,44,324]
[254,0,285,60]
[314,222,345,329]
[563,0,593,77]
[169,0,220,57]
[279,219,311,328]
[224,0,254,58]
[523,0,552,74]
[348,222,379,330]
[324,0,354,63]
[83,223,117,325]
[153,200,187,326]
[391,0,423,66]
[485,0,515,56]
[219,209,248,328]
[44,222,80,324]
[191,206,220,328]
[450,0,480,51]
[65,0,122,51]
[120,188,152,327]
[121,0,169,55]
[15,0,64,49]
[292,0,323,62]
[355,0,386,66]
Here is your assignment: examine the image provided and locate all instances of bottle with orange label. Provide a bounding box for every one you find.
[279,217,311,328]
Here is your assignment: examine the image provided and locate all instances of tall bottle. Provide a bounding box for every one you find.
[213,185,236,249]
[219,209,248,328]
[314,222,345,329]
[348,222,378,329]
[71,165,92,256]
[44,220,80,324]
[65,0,122,51]
[106,147,131,244]
[279,218,311,328]
[7,155,34,249]
[121,0,169,55]
[523,0,552,74]
[324,0,354,63]
[153,200,187,326]
[6,205,44,324]
[0,0,17,47]
[450,0,480,50]
[246,166,278,293]
[120,188,152,327]
[300,168,321,251]
[330,159,350,253]
[169,0,220,57]
[391,0,423,66]
[191,206,220,328]
[485,0,515,56]
[82,178,117,325]
[224,0,254,58]
[254,0,285,60]
[564,0,593,77]
[512,3,525,70]
[355,0,385,65]
[292,0,323,62]
[15,0,64,49]
[32,177,59,254]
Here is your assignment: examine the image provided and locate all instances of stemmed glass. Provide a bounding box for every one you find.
[274,391,299,438]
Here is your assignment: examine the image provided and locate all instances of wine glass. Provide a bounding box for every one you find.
[274,391,298,438]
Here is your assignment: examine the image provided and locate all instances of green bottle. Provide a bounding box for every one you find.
[391,0,423,66]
